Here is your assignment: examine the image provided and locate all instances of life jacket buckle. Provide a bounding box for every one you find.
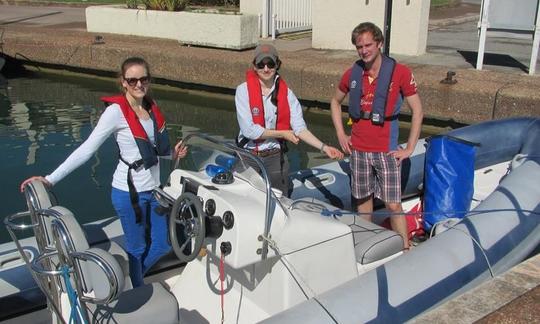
[131,159,145,171]
[359,110,371,120]
[371,113,383,125]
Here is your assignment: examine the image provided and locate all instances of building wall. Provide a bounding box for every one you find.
[312,0,430,56]
[391,0,430,55]
[312,0,384,51]
[240,0,263,15]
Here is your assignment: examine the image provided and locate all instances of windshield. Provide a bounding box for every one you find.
[170,135,268,193]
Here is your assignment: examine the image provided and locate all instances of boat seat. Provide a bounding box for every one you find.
[46,206,131,292]
[48,207,179,324]
[23,180,132,288]
[338,215,403,265]
[289,198,403,265]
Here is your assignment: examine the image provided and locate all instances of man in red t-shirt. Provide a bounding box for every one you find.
[330,22,424,249]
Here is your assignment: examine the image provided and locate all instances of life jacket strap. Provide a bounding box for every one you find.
[119,155,144,223]
[353,110,399,122]
[236,136,250,148]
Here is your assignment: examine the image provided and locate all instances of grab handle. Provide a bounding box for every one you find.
[31,250,65,276]
[4,211,38,231]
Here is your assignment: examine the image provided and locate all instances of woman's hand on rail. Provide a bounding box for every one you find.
[174,140,188,159]
[20,176,51,193]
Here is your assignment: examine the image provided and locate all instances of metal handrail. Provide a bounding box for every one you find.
[24,181,54,254]
[50,218,91,323]
[5,181,72,324]
[173,133,274,259]
[4,211,39,231]
[4,214,66,324]
[71,250,120,305]
[288,199,327,212]
[153,186,176,207]
[31,250,65,276]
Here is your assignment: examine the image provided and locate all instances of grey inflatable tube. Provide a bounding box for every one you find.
[263,117,540,323]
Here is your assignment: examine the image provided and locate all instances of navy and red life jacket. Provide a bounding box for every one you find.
[348,55,397,125]
[101,95,171,168]
[101,94,170,223]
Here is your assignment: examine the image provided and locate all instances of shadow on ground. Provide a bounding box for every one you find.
[458,50,530,73]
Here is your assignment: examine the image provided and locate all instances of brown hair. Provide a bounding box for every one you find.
[351,22,384,45]
[118,57,151,92]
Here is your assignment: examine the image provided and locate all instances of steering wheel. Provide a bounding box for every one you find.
[169,192,206,263]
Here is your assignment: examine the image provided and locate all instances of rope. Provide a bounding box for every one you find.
[313,298,339,324]
[320,207,540,219]
[60,265,88,324]
[266,202,540,257]
[261,234,339,323]
[220,252,225,324]
[428,219,495,278]
[319,206,539,278]
[448,225,495,278]
[261,234,313,299]
[257,205,539,321]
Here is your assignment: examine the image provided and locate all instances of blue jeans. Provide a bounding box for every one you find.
[111,188,171,287]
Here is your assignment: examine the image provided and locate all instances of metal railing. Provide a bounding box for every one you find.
[4,208,67,324]
[261,0,312,39]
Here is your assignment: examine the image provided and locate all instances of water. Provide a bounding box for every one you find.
[0,70,435,244]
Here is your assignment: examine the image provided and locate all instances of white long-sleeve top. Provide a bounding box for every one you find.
[45,104,160,192]
[235,76,307,151]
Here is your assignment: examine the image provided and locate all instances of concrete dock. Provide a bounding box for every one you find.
[0,2,539,323]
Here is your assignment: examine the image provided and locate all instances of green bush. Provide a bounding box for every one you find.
[126,0,138,8]
[127,0,241,11]
[140,0,189,11]
[190,0,238,6]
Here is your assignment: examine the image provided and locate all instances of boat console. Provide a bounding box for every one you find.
[154,134,404,322]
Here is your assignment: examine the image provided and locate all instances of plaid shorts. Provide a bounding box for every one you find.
[350,151,401,203]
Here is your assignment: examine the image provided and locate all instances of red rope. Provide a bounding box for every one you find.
[220,252,225,324]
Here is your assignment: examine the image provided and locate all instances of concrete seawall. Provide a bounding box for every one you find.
[1,11,539,124]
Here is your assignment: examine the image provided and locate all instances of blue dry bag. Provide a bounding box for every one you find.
[423,135,478,231]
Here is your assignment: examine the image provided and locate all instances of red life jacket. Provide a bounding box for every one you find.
[101,94,170,223]
[101,95,170,169]
[246,70,291,131]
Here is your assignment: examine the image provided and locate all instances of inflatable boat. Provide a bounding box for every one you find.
[1,117,538,323]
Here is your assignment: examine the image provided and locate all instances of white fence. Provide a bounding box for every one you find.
[261,0,312,38]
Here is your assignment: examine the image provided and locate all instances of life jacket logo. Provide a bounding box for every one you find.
[351,80,357,89]
[252,107,260,116]
[410,74,417,90]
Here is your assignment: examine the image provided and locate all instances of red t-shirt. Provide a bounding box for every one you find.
[338,63,417,152]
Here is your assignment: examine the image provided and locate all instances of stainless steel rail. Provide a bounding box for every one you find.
[4,210,66,324]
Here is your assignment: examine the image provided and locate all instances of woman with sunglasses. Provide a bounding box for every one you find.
[235,44,343,196]
[20,57,187,287]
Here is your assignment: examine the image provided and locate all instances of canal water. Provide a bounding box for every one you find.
[0,70,437,244]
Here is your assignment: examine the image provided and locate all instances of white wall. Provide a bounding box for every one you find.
[312,0,384,50]
[86,6,259,50]
[391,0,430,55]
[240,0,263,15]
[312,0,430,56]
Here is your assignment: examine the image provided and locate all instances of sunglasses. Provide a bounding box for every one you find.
[124,76,150,87]
[255,60,277,69]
